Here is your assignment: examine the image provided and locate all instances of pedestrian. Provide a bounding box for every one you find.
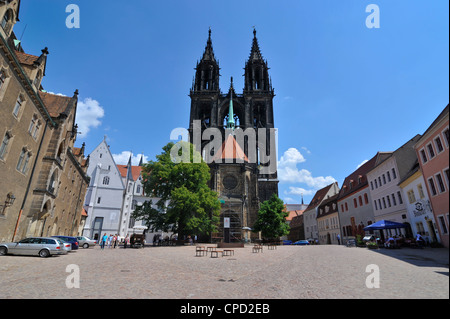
[337,234,341,245]
[114,234,118,248]
[124,235,129,249]
[101,233,108,250]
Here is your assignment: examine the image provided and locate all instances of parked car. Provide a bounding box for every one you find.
[293,240,310,246]
[76,236,97,248]
[0,237,68,258]
[52,236,79,250]
[57,238,73,252]
[283,240,293,245]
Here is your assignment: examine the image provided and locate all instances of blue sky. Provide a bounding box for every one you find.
[16,0,449,204]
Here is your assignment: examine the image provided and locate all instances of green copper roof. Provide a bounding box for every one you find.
[227,88,235,130]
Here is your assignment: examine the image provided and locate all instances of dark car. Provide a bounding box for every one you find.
[293,240,310,246]
[52,236,79,250]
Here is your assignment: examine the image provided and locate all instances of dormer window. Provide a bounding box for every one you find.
[33,70,42,90]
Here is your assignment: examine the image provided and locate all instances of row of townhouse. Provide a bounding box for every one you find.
[291,104,449,248]
[0,2,89,242]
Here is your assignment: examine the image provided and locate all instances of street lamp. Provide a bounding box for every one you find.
[1,193,15,215]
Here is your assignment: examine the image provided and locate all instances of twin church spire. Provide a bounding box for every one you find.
[191,28,273,95]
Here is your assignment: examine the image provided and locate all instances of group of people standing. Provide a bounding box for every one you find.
[100,233,129,249]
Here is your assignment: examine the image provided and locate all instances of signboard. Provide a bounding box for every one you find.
[224,217,230,229]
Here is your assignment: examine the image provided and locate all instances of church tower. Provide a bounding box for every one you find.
[188,29,278,243]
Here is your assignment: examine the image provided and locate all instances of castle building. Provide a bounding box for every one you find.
[0,0,88,242]
[188,29,278,242]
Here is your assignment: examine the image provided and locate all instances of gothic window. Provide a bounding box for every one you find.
[48,170,58,194]
[223,175,238,190]
[12,94,24,118]
[223,114,240,128]
[1,9,13,34]
[0,131,11,160]
[0,69,7,90]
[17,148,31,174]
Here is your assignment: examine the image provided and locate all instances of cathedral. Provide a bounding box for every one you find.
[188,29,279,242]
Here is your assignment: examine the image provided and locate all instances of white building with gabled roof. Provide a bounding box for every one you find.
[82,138,125,241]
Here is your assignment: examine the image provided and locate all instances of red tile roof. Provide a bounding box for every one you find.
[117,165,143,181]
[38,91,73,117]
[338,152,391,201]
[14,50,39,66]
[304,183,337,212]
[213,134,249,162]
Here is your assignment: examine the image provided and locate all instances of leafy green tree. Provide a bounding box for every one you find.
[132,141,220,241]
[252,194,289,240]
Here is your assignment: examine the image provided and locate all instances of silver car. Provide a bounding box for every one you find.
[76,236,97,248]
[0,237,68,258]
[57,238,73,253]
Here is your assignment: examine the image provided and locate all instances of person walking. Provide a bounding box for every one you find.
[124,235,129,249]
[101,233,108,250]
[337,234,341,245]
[113,234,118,248]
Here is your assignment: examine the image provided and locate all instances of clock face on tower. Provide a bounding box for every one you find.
[223,175,238,190]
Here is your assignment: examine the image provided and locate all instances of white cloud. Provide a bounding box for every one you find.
[278,147,306,166]
[286,187,317,197]
[112,151,149,166]
[278,147,337,192]
[301,146,311,155]
[76,98,105,138]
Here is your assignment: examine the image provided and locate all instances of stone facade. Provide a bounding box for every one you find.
[0,1,88,242]
[188,29,279,242]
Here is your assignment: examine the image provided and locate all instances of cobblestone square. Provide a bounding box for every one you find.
[0,245,448,299]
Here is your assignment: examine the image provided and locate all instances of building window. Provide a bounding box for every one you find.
[0,69,6,90]
[443,128,449,148]
[374,179,378,188]
[102,176,110,185]
[428,177,437,196]
[16,148,31,174]
[407,190,416,204]
[391,193,397,206]
[417,184,425,199]
[378,177,382,187]
[397,191,403,204]
[364,193,369,204]
[382,174,386,184]
[434,136,444,153]
[387,171,391,182]
[444,169,450,189]
[391,168,397,179]
[353,198,357,208]
[382,197,386,209]
[427,143,435,159]
[370,181,374,190]
[378,199,382,210]
[1,9,13,32]
[0,132,11,160]
[420,149,428,164]
[358,196,363,206]
[387,196,391,207]
[345,202,348,211]
[435,173,446,193]
[374,200,378,210]
[97,197,101,204]
[438,216,448,234]
[12,95,24,118]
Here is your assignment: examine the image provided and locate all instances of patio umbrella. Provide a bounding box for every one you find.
[364,219,406,231]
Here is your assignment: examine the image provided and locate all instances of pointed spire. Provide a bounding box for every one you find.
[226,77,235,130]
[201,27,216,62]
[138,154,144,166]
[249,28,263,61]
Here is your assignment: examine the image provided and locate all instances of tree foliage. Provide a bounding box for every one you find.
[132,141,220,239]
[252,194,289,240]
